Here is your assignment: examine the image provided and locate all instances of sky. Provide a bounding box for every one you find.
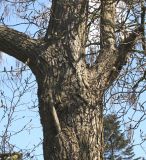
[0,54,43,160]
[0,0,146,159]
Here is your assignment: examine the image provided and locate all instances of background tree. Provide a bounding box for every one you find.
[104,114,137,160]
[0,0,146,160]
[0,152,22,160]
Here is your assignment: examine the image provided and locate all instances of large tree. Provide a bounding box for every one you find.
[0,0,145,159]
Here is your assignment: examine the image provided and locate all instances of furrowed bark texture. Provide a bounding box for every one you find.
[36,1,104,159]
[0,0,142,160]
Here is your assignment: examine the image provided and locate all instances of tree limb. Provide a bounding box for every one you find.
[96,0,142,89]
[117,26,142,66]
[0,25,40,65]
[45,0,88,40]
[107,26,143,85]
[95,0,116,88]
[141,0,145,53]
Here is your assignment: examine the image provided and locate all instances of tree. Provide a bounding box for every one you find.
[104,114,135,160]
[0,152,22,160]
[0,0,146,160]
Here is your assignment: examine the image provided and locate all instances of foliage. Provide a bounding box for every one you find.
[104,114,136,160]
[0,152,22,160]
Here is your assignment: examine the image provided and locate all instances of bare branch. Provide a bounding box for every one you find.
[117,26,143,66]
[141,0,145,52]
[0,25,40,65]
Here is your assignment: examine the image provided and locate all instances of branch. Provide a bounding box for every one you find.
[107,26,143,84]
[141,0,145,52]
[96,0,142,89]
[45,0,88,40]
[95,0,116,87]
[117,26,142,65]
[0,25,40,65]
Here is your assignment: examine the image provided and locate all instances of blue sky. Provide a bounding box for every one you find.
[0,54,43,159]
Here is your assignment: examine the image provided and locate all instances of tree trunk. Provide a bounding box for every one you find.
[35,41,104,159]
[38,83,104,160]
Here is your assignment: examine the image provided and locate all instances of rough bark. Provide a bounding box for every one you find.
[35,1,104,159]
[0,0,142,160]
[0,26,39,64]
[37,61,104,159]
